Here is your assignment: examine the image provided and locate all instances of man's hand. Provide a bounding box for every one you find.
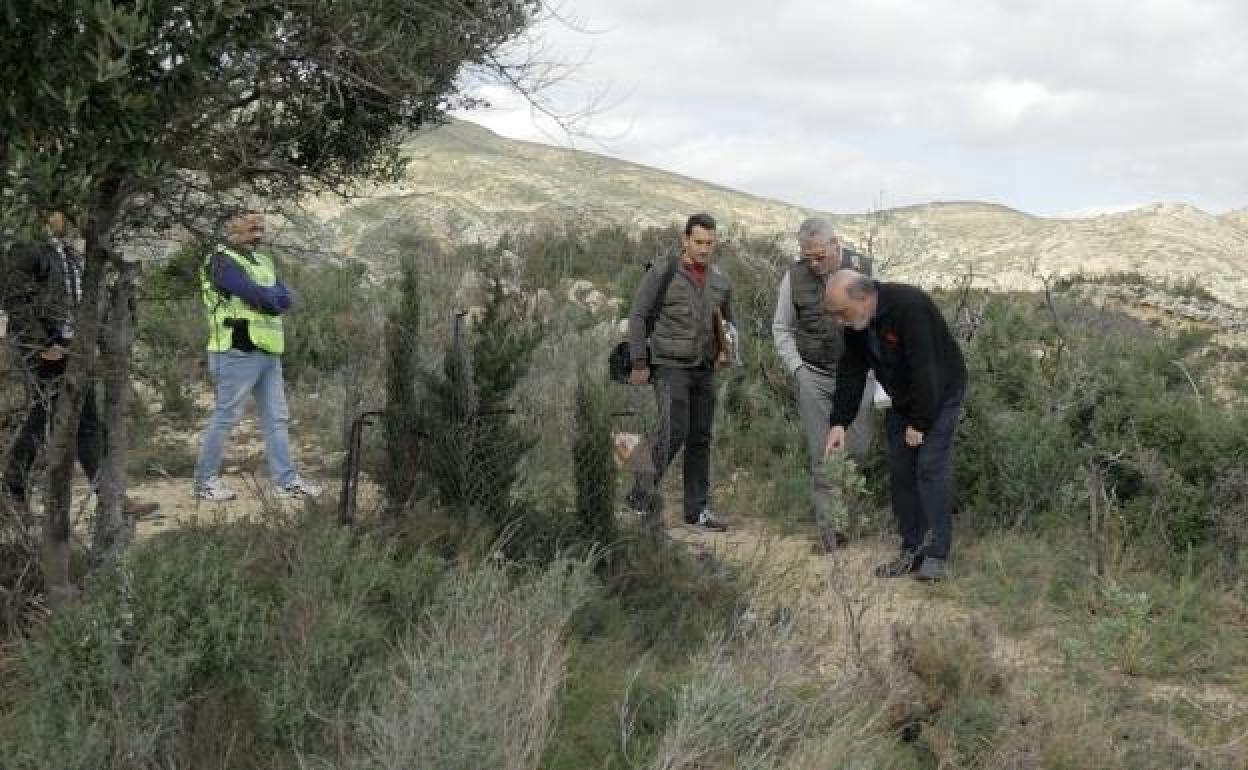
[39,344,66,361]
[905,426,925,447]
[628,366,651,386]
[823,425,846,460]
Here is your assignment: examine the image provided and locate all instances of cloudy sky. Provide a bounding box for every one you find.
[460,0,1248,218]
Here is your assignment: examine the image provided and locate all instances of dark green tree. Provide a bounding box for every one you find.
[416,276,542,528]
[572,373,617,549]
[381,253,425,515]
[0,0,544,597]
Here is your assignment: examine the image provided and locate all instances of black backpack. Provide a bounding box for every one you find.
[608,258,678,384]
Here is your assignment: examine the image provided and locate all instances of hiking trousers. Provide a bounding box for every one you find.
[796,364,874,535]
[885,392,963,561]
[4,355,102,502]
[630,364,716,522]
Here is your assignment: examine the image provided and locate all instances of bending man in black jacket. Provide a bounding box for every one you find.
[822,270,967,581]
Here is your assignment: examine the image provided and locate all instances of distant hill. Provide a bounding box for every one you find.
[1221,207,1248,233]
[298,120,1248,308]
[296,119,811,246]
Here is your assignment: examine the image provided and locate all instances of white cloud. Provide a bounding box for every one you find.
[965,79,1090,136]
[458,0,1248,216]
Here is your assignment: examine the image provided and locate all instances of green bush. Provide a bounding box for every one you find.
[375,256,545,535]
[134,243,207,426]
[279,257,372,386]
[380,253,425,513]
[948,288,1248,574]
[6,512,445,770]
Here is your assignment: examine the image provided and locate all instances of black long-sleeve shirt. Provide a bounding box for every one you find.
[1,239,81,355]
[830,282,967,433]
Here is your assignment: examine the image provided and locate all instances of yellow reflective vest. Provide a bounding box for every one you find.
[201,245,285,354]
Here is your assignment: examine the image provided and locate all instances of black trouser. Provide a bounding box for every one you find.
[884,392,963,561]
[631,364,716,522]
[3,356,102,502]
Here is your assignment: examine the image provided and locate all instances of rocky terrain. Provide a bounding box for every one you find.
[293,120,1248,309]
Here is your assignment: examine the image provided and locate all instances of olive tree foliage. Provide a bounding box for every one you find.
[0,0,547,599]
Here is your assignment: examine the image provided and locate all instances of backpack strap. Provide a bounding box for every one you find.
[643,256,680,336]
[842,247,874,276]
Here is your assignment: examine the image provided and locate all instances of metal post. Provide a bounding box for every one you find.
[338,410,383,525]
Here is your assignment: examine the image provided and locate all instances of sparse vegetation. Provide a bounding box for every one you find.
[1054,271,1222,303]
[3,221,1246,768]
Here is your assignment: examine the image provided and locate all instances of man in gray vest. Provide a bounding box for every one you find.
[772,217,875,553]
[623,213,734,532]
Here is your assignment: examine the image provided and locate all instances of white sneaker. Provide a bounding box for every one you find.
[690,509,726,532]
[275,477,323,499]
[193,476,237,502]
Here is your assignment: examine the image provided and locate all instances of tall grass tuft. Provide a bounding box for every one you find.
[346,556,595,770]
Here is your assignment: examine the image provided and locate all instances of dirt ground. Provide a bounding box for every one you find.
[652,508,1247,718]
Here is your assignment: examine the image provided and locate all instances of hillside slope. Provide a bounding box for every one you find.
[300,121,1248,307]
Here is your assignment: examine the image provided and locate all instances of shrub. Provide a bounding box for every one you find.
[134,243,206,425]
[382,271,543,534]
[6,511,446,770]
[571,372,618,549]
[380,253,425,513]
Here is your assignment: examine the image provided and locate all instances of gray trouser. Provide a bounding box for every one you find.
[796,364,874,534]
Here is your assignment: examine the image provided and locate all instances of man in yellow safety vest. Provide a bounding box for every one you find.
[191,211,322,502]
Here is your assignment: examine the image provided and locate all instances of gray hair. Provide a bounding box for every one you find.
[796,216,836,242]
[844,272,875,299]
[827,269,875,299]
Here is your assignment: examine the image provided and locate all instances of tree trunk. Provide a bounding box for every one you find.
[41,176,126,605]
[41,257,105,605]
[91,261,138,570]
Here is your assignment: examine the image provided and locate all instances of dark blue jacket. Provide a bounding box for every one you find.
[207,251,292,314]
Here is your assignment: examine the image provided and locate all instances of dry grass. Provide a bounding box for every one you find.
[345,555,595,770]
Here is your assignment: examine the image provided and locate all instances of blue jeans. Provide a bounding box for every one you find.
[193,350,296,485]
[885,393,963,560]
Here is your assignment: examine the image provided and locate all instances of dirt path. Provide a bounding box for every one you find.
[39,473,368,548]
[664,516,1247,718]
[665,519,1054,677]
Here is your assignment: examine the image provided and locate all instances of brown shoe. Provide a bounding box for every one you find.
[123,497,161,519]
[812,530,849,554]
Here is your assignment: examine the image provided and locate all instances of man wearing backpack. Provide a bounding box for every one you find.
[773,217,877,553]
[624,213,734,532]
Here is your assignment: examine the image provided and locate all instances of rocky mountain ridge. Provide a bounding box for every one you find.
[297,120,1248,309]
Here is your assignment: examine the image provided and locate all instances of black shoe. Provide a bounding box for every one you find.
[873,551,922,578]
[687,509,726,532]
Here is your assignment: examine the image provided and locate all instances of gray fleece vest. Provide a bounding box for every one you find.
[650,268,731,368]
[788,248,867,369]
